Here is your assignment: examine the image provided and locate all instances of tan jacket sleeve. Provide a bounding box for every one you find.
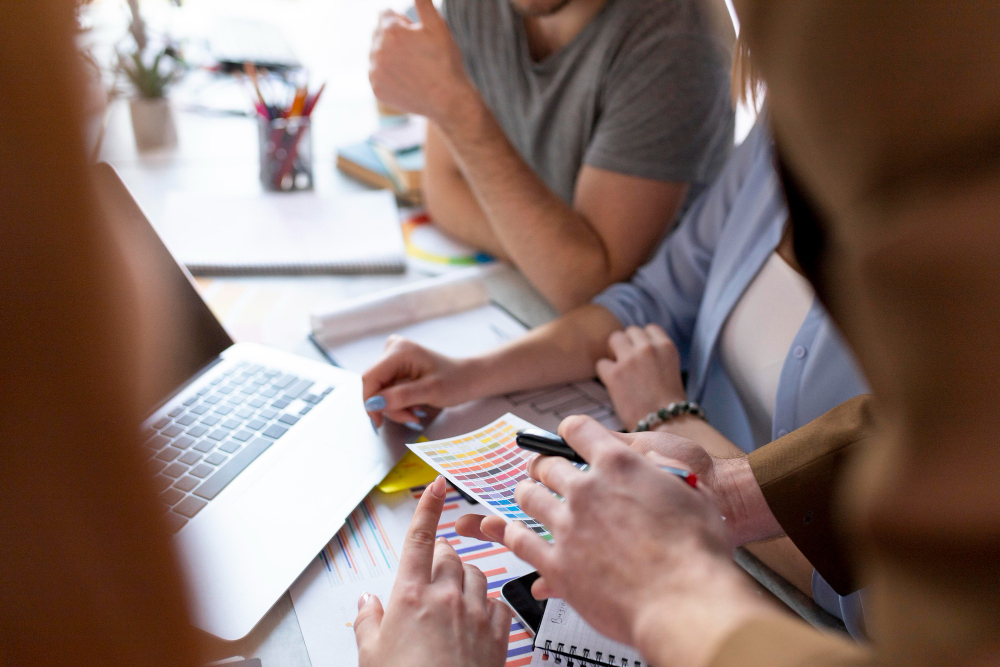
[748,395,876,596]
[710,616,869,667]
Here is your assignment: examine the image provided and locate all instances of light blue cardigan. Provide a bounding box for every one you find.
[593,120,869,637]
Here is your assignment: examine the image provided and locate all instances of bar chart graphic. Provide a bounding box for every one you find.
[291,483,538,667]
[320,497,400,586]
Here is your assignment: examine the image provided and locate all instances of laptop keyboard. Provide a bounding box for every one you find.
[142,360,333,533]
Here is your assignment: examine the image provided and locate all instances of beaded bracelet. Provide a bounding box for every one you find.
[634,401,706,432]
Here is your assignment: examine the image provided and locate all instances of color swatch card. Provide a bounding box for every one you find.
[406,413,553,540]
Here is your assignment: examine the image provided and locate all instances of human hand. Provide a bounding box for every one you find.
[623,430,784,546]
[596,325,686,430]
[369,0,475,122]
[455,427,782,550]
[499,417,780,667]
[362,335,479,430]
[355,475,512,667]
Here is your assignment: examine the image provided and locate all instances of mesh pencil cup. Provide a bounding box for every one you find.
[258,116,313,192]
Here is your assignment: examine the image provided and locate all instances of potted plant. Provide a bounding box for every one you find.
[117,0,184,151]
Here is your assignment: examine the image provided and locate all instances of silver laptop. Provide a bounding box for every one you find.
[95,164,403,640]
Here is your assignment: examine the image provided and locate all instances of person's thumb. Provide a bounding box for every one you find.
[353,592,384,656]
[414,0,445,29]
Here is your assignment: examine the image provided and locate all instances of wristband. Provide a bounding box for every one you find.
[634,401,706,432]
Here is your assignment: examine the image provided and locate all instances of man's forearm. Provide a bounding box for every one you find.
[423,165,508,259]
[436,90,617,311]
[422,123,509,259]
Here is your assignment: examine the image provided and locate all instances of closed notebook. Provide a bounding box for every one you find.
[159,189,405,275]
[532,599,647,667]
[336,142,422,205]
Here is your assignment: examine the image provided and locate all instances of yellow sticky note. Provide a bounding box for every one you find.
[377,448,439,493]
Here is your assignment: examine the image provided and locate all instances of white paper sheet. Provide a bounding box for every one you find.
[311,269,491,349]
[326,302,522,371]
[323,299,622,436]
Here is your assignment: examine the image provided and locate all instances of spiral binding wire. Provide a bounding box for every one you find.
[541,640,645,667]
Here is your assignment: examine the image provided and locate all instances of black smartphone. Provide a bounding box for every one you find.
[500,572,545,635]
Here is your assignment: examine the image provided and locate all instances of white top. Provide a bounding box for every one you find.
[719,251,814,448]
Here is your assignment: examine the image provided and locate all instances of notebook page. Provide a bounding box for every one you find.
[159,189,404,273]
[533,599,646,667]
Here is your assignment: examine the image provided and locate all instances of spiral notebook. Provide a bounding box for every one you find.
[532,599,647,667]
[159,189,405,275]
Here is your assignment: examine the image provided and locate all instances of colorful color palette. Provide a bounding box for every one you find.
[407,413,552,540]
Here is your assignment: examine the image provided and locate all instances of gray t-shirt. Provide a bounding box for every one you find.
[444,0,735,210]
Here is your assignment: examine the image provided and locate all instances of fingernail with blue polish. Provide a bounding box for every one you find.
[364,395,386,411]
[404,421,424,432]
[413,408,427,418]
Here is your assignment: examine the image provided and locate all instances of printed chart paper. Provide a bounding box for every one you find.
[406,414,553,539]
[289,485,538,667]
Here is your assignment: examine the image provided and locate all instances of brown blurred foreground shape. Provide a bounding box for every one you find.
[0,2,200,665]
[711,2,1000,665]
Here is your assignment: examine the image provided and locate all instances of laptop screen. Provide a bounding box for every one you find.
[94,164,234,414]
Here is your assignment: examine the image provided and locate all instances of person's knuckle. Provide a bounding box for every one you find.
[408,525,437,549]
[466,601,488,627]
[386,334,409,351]
[397,581,422,607]
[565,484,591,512]
[560,414,588,440]
[604,447,635,472]
[422,374,443,396]
[433,584,463,611]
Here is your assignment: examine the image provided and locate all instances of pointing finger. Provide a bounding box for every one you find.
[396,475,447,584]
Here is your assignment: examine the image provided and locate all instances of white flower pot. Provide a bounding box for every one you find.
[129,97,177,152]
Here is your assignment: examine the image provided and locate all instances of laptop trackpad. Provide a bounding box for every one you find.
[174,378,397,640]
